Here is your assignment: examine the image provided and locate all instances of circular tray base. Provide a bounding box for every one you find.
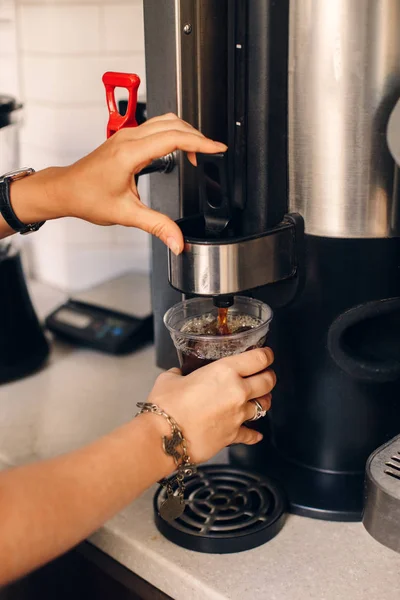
[154,464,287,554]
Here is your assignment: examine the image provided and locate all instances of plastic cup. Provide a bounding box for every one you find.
[164,296,273,375]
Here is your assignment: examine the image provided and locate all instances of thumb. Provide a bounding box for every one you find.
[131,204,184,255]
[231,426,263,446]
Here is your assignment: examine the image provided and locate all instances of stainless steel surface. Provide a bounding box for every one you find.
[178,0,228,218]
[363,434,400,554]
[289,0,400,238]
[144,0,229,367]
[168,222,296,296]
[144,0,181,368]
[176,0,197,217]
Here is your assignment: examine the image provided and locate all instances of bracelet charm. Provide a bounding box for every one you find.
[136,402,197,522]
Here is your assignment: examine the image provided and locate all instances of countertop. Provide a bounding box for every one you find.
[0,273,399,600]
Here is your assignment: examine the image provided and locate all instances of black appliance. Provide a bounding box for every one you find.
[0,94,49,383]
[143,0,400,522]
[0,244,49,383]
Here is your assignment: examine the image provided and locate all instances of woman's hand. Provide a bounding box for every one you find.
[145,347,276,464]
[7,114,227,252]
[0,347,274,586]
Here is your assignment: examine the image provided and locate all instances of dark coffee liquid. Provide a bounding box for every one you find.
[178,312,261,375]
[178,350,214,376]
[217,307,230,335]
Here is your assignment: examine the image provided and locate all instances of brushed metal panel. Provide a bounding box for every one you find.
[289,0,400,238]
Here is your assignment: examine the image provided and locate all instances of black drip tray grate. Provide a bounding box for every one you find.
[153,465,286,554]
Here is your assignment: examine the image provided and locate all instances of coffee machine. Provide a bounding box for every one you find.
[143,0,400,522]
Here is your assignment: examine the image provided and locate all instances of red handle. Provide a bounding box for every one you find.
[102,71,141,138]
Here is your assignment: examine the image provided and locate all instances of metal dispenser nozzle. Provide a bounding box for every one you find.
[167,152,301,299]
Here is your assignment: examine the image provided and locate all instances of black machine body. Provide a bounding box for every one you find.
[144,0,400,522]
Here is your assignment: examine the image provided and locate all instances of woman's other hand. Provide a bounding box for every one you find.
[143,347,276,465]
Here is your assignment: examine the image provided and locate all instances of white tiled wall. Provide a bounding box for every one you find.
[6,0,150,291]
[0,0,19,97]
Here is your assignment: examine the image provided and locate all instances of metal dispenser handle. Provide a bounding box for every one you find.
[168,151,303,299]
[197,152,232,237]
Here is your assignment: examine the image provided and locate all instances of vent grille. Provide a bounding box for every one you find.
[363,434,400,554]
[384,450,400,481]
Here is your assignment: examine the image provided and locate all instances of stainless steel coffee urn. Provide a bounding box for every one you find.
[143,0,400,521]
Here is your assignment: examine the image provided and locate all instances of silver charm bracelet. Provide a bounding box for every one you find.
[136,402,197,522]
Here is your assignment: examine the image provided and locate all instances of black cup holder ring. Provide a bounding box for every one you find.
[327,297,400,383]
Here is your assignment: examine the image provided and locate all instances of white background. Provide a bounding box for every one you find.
[0,0,151,291]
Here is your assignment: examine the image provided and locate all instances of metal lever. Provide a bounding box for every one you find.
[197,152,232,236]
[140,153,175,176]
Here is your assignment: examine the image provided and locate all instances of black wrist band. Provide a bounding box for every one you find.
[0,174,45,235]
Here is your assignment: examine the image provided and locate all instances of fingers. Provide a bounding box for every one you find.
[140,112,180,124]
[222,347,274,377]
[128,130,227,169]
[187,152,197,166]
[242,393,272,422]
[126,116,205,141]
[231,426,263,446]
[122,203,185,255]
[244,369,276,400]
[128,114,224,167]
[137,113,200,132]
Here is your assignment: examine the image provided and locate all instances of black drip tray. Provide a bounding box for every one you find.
[153,465,287,554]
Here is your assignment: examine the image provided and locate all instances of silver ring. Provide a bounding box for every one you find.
[249,399,267,421]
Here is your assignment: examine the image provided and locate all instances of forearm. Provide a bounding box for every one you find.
[0,413,173,586]
[0,168,67,240]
